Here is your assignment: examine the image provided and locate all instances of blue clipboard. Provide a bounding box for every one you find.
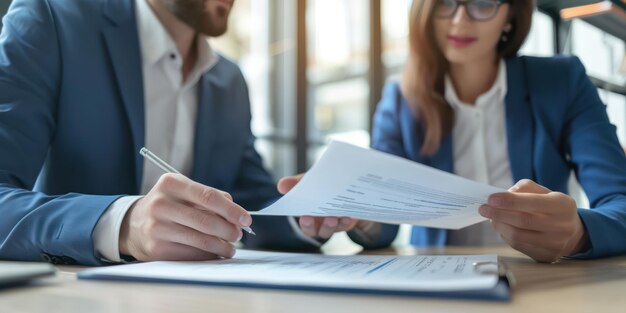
[78,260,513,302]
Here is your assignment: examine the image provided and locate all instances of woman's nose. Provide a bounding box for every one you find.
[451,5,471,24]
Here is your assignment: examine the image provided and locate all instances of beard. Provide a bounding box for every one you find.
[159,0,230,37]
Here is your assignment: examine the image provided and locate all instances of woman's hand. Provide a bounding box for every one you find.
[479,179,590,263]
[277,174,371,239]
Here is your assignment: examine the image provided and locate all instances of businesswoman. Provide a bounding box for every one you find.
[279,0,626,262]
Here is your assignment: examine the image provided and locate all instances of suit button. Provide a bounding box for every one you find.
[49,256,61,264]
[61,256,77,265]
[40,253,52,263]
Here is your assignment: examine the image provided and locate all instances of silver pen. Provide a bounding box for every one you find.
[140,147,256,236]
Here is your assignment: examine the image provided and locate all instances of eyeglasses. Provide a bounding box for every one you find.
[436,0,509,22]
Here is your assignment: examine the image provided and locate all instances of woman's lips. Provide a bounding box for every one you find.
[447,35,477,48]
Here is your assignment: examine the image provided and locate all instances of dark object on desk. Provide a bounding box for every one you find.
[0,261,56,289]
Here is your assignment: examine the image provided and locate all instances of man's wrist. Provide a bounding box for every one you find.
[93,195,142,263]
[348,221,381,246]
[118,202,137,257]
[355,220,376,233]
[565,223,590,256]
[287,217,323,247]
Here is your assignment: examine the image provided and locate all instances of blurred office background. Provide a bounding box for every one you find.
[209,0,626,181]
[1,0,625,247]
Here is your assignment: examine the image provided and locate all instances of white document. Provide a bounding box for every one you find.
[79,250,499,292]
[253,141,506,229]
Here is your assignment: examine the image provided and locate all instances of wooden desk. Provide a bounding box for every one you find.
[0,246,624,313]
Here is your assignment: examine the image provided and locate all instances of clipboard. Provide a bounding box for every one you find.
[467,260,515,301]
[78,252,515,302]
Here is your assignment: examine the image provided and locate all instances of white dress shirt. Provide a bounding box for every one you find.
[445,60,514,246]
[93,0,218,262]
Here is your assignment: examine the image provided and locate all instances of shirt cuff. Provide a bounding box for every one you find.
[93,196,143,263]
[287,217,323,248]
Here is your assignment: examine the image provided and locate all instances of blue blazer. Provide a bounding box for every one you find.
[0,0,314,266]
[372,56,626,259]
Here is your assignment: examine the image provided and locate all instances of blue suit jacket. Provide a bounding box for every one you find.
[0,0,315,266]
[372,56,626,259]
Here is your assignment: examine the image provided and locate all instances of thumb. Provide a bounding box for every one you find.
[509,179,551,194]
[277,173,305,195]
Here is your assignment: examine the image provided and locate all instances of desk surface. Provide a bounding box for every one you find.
[0,245,625,313]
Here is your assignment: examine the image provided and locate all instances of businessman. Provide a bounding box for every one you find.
[0,0,337,265]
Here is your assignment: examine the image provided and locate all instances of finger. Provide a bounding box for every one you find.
[299,216,320,237]
[277,173,305,194]
[492,221,564,252]
[164,204,242,242]
[140,242,220,262]
[222,192,233,202]
[317,217,339,239]
[155,222,236,258]
[155,174,251,227]
[185,186,250,226]
[487,192,567,215]
[336,217,359,232]
[479,205,552,232]
[509,179,551,194]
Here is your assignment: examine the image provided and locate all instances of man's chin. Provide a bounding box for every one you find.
[201,25,228,37]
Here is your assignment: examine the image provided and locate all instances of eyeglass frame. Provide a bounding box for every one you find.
[435,0,510,22]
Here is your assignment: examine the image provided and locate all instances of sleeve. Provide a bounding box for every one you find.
[0,0,124,266]
[93,196,143,263]
[562,57,626,258]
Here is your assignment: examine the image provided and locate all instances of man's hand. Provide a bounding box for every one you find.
[119,173,252,261]
[479,179,589,263]
[278,174,372,239]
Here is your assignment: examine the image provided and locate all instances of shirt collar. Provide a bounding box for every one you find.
[134,0,218,73]
[445,59,507,109]
[187,36,217,86]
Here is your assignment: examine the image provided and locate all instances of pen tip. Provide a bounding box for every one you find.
[243,227,256,236]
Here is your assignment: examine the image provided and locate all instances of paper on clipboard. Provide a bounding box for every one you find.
[79,250,509,299]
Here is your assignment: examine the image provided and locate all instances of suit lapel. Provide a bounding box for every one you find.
[505,57,535,182]
[191,74,220,185]
[101,0,145,192]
